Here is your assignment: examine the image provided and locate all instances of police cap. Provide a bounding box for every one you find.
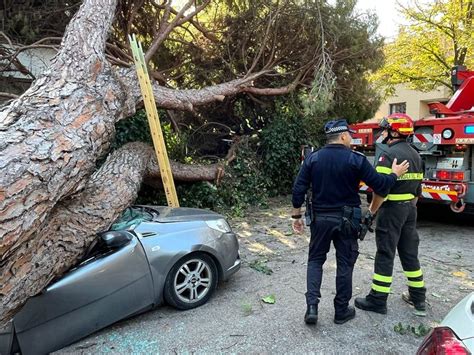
[324,119,356,135]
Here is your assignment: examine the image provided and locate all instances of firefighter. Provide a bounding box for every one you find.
[291,119,409,326]
[355,113,427,316]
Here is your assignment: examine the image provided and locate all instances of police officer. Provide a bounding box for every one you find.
[291,119,409,326]
[355,113,426,316]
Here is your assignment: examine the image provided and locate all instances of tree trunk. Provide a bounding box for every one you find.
[0,0,265,325]
[0,142,151,323]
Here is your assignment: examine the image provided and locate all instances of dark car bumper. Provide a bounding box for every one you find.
[223,252,241,281]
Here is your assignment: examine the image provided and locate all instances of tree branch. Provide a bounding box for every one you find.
[242,79,301,96]
[156,3,219,43]
[247,7,279,74]
[120,68,269,112]
[401,1,455,40]
[53,0,118,73]
[416,44,450,71]
[0,92,19,99]
[145,0,211,62]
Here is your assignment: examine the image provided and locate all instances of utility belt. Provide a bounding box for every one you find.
[313,206,362,239]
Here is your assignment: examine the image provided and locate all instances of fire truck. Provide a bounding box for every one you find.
[350,66,474,213]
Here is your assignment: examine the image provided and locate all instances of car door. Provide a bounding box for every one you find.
[13,235,154,355]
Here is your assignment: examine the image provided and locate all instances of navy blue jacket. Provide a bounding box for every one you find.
[292,144,398,211]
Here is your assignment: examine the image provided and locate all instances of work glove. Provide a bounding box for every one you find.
[358,210,375,241]
[363,210,375,233]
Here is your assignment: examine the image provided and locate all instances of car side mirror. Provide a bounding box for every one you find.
[99,231,133,249]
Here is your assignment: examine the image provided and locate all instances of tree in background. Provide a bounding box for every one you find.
[372,0,474,93]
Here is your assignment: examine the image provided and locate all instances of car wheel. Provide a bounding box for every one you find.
[164,253,218,310]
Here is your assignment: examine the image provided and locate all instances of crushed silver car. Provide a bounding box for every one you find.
[0,205,241,354]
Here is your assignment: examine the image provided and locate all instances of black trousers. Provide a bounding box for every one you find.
[306,213,359,316]
[367,202,426,305]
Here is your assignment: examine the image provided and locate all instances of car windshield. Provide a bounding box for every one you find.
[110,207,156,231]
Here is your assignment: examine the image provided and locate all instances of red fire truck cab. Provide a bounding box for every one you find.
[351,66,474,213]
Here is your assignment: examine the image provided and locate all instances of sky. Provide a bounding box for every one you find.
[354,0,412,40]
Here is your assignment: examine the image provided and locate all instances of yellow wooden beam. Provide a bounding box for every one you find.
[129,35,179,207]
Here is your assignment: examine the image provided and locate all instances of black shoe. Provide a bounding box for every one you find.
[304,305,318,325]
[402,291,426,316]
[334,306,356,324]
[354,297,387,314]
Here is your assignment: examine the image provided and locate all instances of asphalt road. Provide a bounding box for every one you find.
[57,198,474,354]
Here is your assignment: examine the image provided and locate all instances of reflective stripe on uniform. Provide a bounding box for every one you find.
[376,166,392,174]
[371,283,391,293]
[398,173,423,181]
[404,270,423,278]
[373,273,393,283]
[407,280,425,288]
[386,193,415,201]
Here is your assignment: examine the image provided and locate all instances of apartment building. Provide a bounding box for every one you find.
[368,84,452,123]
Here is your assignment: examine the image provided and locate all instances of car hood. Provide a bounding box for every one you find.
[138,205,222,223]
[442,292,474,341]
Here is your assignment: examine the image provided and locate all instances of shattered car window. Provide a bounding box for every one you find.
[110,207,153,231]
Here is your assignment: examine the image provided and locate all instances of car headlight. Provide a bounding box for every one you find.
[206,219,232,233]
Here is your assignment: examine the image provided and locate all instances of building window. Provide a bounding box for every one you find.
[389,102,406,114]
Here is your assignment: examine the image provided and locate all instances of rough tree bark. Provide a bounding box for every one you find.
[0,0,273,325]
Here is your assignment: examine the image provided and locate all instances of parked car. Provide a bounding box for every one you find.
[0,205,241,354]
[417,292,474,354]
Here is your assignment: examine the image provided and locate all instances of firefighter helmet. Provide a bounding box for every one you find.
[379,113,414,136]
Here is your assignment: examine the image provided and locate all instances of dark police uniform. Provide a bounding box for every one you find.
[365,140,426,308]
[292,139,398,317]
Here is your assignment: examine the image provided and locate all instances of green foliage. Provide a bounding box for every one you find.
[113,110,152,148]
[113,0,384,126]
[213,141,270,214]
[260,103,319,196]
[113,110,188,162]
[249,259,273,275]
[261,294,276,304]
[134,101,324,214]
[177,182,222,210]
[2,0,82,44]
[136,139,269,216]
[301,65,336,118]
[394,322,432,337]
[327,1,385,121]
[372,0,474,93]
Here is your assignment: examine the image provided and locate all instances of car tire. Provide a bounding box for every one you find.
[164,253,218,310]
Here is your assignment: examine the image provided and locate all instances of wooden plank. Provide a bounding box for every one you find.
[129,35,179,207]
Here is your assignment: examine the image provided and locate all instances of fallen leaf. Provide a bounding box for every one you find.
[261,295,276,304]
[249,259,273,275]
[413,309,427,317]
[452,271,467,278]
